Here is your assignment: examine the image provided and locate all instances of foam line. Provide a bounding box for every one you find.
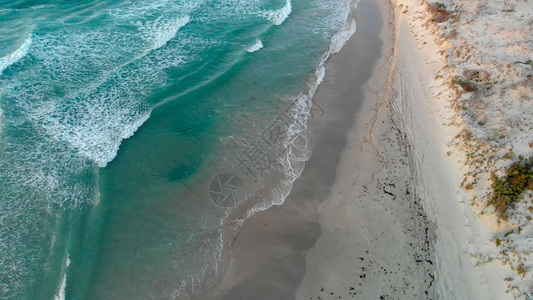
[268,0,292,25]
[330,19,357,54]
[246,40,264,53]
[0,107,3,135]
[142,15,190,52]
[0,35,31,75]
[54,252,70,300]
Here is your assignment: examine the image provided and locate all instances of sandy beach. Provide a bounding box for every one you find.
[217,0,389,298]
[216,0,530,298]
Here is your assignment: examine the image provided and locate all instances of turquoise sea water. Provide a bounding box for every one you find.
[0,0,355,298]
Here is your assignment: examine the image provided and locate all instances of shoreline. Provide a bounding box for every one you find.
[297,0,442,297]
[215,0,386,298]
[215,0,528,298]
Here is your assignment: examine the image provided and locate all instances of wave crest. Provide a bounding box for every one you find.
[0,107,3,135]
[246,40,264,53]
[140,15,190,51]
[0,35,31,75]
[330,19,356,54]
[268,0,292,25]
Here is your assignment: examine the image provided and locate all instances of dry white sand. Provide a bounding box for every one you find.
[395,0,533,297]
[382,2,512,298]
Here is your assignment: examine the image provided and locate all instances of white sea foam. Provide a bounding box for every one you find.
[141,15,190,51]
[0,35,31,75]
[314,66,326,87]
[0,4,50,15]
[35,32,186,167]
[268,0,292,25]
[30,11,187,168]
[54,252,70,300]
[60,16,188,168]
[330,19,357,54]
[246,40,264,53]
[94,113,151,168]
[0,107,3,135]
[54,274,67,300]
[45,109,151,168]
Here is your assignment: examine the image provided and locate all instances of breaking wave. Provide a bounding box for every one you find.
[246,39,264,53]
[0,35,31,75]
[139,15,190,52]
[268,0,292,25]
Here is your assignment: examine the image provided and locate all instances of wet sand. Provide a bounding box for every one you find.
[216,0,399,298]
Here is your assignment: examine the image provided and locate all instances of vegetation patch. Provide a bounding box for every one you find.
[452,77,478,92]
[429,3,452,23]
[488,159,533,220]
[517,59,532,67]
[517,264,526,277]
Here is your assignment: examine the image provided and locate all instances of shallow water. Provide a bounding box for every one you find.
[0,0,354,298]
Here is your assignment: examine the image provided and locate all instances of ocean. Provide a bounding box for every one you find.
[0,0,355,298]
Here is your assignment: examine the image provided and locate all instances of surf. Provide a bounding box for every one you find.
[36,14,190,168]
[268,0,292,25]
[0,0,359,298]
[246,39,264,53]
[0,35,31,75]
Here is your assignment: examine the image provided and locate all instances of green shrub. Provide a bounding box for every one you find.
[488,160,533,219]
